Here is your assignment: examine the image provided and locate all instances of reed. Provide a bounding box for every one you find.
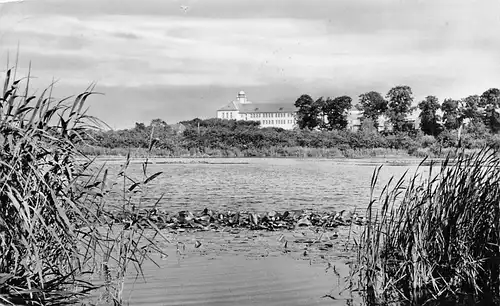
[0,62,166,305]
[352,147,500,305]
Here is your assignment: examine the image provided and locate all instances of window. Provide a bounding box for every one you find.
[230,112,232,119]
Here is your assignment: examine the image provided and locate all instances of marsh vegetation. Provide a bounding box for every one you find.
[0,64,168,305]
[352,148,500,305]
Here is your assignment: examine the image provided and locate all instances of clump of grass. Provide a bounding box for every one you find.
[0,60,167,305]
[351,148,500,305]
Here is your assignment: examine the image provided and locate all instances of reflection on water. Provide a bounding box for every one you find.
[123,255,348,306]
[116,229,359,306]
[93,158,429,305]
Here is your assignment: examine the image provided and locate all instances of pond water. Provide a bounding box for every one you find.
[103,157,430,213]
[94,157,432,306]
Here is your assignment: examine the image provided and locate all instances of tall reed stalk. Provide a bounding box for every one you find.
[0,61,167,305]
[352,148,500,305]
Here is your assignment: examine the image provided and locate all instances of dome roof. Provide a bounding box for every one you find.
[238,90,245,96]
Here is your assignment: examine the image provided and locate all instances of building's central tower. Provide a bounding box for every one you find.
[237,91,250,104]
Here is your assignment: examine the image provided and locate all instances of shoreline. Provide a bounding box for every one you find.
[78,145,476,162]
[84,155,445,166]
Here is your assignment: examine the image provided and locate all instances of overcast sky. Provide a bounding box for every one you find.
[0,0,499,129]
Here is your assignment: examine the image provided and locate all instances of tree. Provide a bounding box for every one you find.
[418,95,442,136]
[480,88,500,133]
[150,118,168,128]
[322,96,352,130]
[314,97,327,129]
[441,98,462,130]
[385,86,414,132]
[461,95,481,123]
[479,88,500,108]
[134,122,146,131]
[294,94,321,130]
[358,91,388,129]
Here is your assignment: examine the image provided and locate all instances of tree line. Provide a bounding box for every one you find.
[295,85,500,136]
[294,85,500,139]
[86,85,500,157]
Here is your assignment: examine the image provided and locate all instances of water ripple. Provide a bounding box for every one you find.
[103,158,425,213]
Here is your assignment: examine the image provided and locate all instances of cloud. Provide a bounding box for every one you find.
[111,31,140,40]
[0,0,499,128]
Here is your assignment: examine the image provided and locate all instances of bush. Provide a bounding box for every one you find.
[418,135,437,148]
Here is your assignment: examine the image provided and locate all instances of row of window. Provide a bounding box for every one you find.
[250,112,294,118]
[262,120,294,125]
[222,112,233,119]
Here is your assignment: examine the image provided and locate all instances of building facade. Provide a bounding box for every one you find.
[216,91,423,132]
[216,91,298,130]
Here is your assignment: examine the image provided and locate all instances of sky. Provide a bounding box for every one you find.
[0,0,499,129]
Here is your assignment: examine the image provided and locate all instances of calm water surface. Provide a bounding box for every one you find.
[104,157,428,213]
[97,157,430,305]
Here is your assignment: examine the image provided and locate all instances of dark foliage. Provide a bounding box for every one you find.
[357,91,388,129]
[322,96,352,131]
[418,95,443,136]
[294,94,321,130]
[386,85,414,132]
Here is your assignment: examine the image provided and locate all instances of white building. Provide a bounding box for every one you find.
[216,91,298,130]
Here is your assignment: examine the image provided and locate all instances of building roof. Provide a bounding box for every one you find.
[238,102,296,113]
[217,101,239,111]
[217,101,297,113]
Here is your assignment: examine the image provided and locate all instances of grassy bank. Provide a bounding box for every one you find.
[79,145,418,159]
[79,144,484,160]
[351,148,500,305]
[87,116,500,161]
